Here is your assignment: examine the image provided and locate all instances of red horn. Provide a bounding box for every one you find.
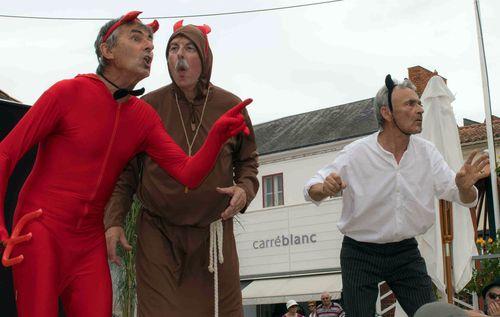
[202,24,211,35]
[147,20,160,33]
[122,11,142,22]
[196,24,211,35]
[173,19,184,32]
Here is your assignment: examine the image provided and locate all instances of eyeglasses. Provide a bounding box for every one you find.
[488,293,500,300]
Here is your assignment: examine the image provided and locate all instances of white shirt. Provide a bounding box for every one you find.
[304,132,477,243]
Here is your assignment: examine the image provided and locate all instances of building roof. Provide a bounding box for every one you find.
[254,98,378,155]
[254,97,499,156]
[458,117,500,144]
[0,89,20,103]
[463,118,481,126]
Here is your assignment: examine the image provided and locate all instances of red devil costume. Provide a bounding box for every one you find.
[0,12,251,317]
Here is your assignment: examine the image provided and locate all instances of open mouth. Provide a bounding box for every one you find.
[143,55,152,67]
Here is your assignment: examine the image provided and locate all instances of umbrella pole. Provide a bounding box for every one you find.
[440,200,454,303]
[474,0,499,230]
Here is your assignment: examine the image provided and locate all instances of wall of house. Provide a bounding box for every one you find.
[462,141,500,162]
[247,139,356,212]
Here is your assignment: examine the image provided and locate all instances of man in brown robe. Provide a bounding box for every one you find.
[104,20,259,317]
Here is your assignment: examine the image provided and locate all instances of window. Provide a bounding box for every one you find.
[262,173,284,208]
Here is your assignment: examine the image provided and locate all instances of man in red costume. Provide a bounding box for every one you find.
[0,11,251,317]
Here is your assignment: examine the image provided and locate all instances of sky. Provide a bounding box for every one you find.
[0,0,498,125]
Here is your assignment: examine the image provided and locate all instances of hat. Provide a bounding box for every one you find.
[414,302,467,317]
[482,277,500,298]
[286,299,299,310]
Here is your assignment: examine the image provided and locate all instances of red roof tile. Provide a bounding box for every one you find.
[459,117,500,144]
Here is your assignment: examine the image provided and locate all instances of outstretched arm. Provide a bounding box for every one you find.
[144,99,252,189]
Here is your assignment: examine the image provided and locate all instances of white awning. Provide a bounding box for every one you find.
[241,274,343,305]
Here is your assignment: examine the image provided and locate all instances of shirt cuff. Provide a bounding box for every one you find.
[303,181,324,206]
[458,185,479,208]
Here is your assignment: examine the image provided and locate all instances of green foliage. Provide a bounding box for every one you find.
[115,200,141,317]
[464,230,500,295]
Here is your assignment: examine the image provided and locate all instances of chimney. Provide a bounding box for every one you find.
[407,66,447,97]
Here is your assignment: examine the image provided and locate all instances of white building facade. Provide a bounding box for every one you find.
[236,99,380,316]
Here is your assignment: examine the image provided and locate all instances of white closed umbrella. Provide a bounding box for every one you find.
[417,75,478,293]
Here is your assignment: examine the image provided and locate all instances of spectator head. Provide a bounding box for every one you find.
[482,277,500,314]
[320,291,332,307]
[286,299,299,313]
[307,300,317,312]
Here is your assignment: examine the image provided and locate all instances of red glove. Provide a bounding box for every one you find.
[209,98,252,145]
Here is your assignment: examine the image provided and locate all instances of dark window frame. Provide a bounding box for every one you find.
[262,173,284,208]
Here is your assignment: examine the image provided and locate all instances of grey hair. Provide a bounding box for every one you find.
[94,18,121,75]
[373,77,416,127]
[94,18,154,75]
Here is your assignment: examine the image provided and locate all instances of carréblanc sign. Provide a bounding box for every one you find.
[235,199,344,276]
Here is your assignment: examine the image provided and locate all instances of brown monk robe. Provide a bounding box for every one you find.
[104,21,259,317]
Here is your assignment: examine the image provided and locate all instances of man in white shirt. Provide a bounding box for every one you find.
[304,75,489,316]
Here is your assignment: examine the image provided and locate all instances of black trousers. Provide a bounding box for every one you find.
[340,236,435,317]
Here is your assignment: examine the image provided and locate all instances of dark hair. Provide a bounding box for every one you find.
[482,277,500,298]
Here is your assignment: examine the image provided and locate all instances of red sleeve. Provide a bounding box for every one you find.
[0,90,62,241]
[143,116,224,189]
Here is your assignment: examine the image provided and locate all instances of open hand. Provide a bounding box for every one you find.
[456,151,489,190]
[488,300,500,316]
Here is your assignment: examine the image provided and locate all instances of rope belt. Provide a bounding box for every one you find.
[208,219,224,317]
